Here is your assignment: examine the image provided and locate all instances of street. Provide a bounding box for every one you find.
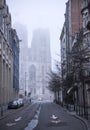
[0,101,88,130]
[32,102,87,130]
[0,102,40,130]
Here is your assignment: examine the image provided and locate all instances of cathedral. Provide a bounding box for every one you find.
[28,29,52,100]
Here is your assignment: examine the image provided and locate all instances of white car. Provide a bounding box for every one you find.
[17,98,24,107]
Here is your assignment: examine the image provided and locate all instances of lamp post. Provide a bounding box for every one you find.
[25,72,27,97]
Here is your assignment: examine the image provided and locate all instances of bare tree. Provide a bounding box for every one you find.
[47,67,62,104]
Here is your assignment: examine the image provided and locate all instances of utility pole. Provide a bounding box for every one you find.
[25,72,27,96]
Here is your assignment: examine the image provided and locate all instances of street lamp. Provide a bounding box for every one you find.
[25,72,27,96]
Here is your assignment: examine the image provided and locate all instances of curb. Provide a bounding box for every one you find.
[56,104,90,130]
[73,114,90,130]
[62,106,90,130]
[68,111,90,130]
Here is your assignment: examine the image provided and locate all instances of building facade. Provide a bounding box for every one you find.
[64,0,83,74]
[0,0,13,107]
[14,24,28,95]
[0,0,19,111]
[60,0,83,98]
[60,23,67,81]
[81,0,90,107]
[60,0,90,118]
[11,29,19,98]
[28,29,53,100]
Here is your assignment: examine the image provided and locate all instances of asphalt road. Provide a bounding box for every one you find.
[0,101,88,130]
[0,102,40,130]
[32,102,87,130]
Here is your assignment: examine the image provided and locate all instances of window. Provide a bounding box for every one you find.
[29,65,36,81]
[0,9,2,29]
[3,42,5,51]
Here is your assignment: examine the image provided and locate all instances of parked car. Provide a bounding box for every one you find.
[8,98,24,109]
[8,100,18,109]
[17,98,24,107]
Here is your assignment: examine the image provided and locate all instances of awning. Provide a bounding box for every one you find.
[67,86,77,95]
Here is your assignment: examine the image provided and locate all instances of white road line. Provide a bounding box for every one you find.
[15,117,22,122]
[6,116,22,127]
[6,123,16,127]
[25,106,41,130]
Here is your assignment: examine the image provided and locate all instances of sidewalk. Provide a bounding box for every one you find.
[0,109,10,120]
[0,104,9,120]
[66,109,90,130]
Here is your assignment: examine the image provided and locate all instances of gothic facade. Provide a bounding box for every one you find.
[28,29,52,100]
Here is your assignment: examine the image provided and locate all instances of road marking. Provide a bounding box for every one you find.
[15,117,22,122]
[25,106,41,130]
[50,119,61,124]
[51,114,58,120]
[6,123,16,127]
[50,114,62,124]
[6,116,22,127]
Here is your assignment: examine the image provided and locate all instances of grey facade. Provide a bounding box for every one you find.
[65,1,71,73]
[11,29,19,97]
[28,29,53,100]
[0,0,19,111]
[14,24,28,94]
[0,0,13,107]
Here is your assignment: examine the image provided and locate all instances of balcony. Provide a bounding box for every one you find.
[83,27,89,35]
[86,17,90,30]
[6,14,11,25]
[2,5,8,17]
[81,0,90,13]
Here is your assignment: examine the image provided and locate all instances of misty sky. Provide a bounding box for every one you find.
[6,0,67,66]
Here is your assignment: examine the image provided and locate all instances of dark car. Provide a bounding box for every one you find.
[8,100,18,109]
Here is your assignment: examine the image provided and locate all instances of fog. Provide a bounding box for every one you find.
[6,0,67,68]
